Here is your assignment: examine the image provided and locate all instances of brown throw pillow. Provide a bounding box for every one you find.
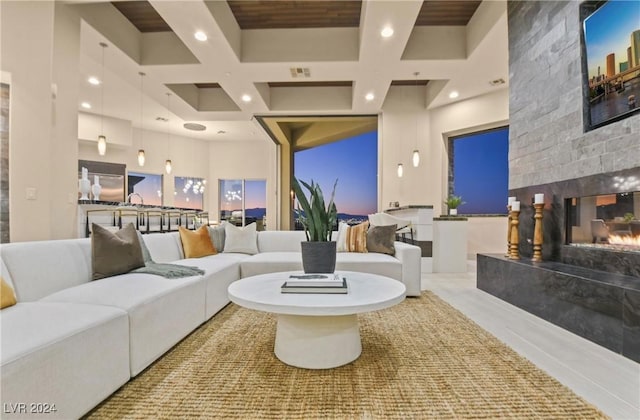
[179,226,217,258]
[346,221,369,253]
[1,276,17,309]
[91,223,145,280]
[367,224,396,255]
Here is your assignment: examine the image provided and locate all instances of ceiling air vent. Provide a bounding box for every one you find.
[290,67,311,78]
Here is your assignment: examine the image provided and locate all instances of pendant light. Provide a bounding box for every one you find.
[97,42,108,156]
[412,72,420,167]
[397,163,404,178]
[137,72,146,166]
[165,93,172,174]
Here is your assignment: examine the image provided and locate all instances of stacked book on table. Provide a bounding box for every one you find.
[281,273,347,294]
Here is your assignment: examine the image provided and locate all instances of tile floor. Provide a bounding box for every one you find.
[422,261,640,420]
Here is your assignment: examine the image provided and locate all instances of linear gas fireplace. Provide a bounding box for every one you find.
[567,190,640,253]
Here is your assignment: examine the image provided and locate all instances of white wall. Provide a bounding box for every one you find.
[467,217,508,258]
[2,2,56,241]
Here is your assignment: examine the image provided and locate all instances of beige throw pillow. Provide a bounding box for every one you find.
[223,222,258,255]
[91,223,145,280]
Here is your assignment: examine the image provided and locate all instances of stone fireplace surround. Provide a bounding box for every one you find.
[477,167,640,362]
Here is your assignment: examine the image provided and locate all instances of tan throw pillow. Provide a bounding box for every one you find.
[367,224,396,255]
[1,276,17,309]
[179,226,217,258]
[92,223,145,280]
[345,221,369,253]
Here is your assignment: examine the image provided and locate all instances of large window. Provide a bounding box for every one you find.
[219,179,266,229]
[294,131,377,226]
[127,171,162,206]
[449,127,509,214]
[174,176,205,210]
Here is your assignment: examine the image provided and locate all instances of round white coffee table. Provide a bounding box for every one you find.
[228,271,406,369]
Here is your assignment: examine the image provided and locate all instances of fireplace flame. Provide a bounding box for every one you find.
[609,234,640,247]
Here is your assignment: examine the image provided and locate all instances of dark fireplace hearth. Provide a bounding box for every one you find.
[478,168,640,362]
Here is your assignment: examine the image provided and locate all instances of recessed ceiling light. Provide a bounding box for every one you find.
[365,92,375,101]
[381,26,394,38]
[241,94,252,102]
[217,130,227,134]
[194,31,207,41]
[81,102,92,109]
[88,77,100,85]
[449,91,459,99]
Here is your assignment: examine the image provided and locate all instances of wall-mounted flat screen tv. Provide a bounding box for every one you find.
[581,0,640,130]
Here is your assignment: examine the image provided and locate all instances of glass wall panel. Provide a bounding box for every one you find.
[449,127,509,215]
[174,176,205,210]
[219,179,266,229]
[127,171,162,206]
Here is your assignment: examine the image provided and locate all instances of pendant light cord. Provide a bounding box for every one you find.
[99,42,107,136]
[139,72,145,148]
[166,93,171,155]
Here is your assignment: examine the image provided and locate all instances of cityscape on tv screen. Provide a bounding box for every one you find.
[584,0,640,127]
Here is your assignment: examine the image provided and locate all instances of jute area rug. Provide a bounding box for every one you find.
[87,292,608,419]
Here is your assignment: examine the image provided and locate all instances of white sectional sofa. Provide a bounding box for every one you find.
[0,229,421,419]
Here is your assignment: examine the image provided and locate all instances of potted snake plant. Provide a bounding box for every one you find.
[292,177,338,273]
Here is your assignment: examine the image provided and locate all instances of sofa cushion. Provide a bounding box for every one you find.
[1,302,129,419]
[335,252,402,280]
[224,222,258,255]
[367,224,396,255]
[1,277,16,309]
[91,223,144,280]
[241,252,303,278]
[141,232,184,263]
[179,226,217,258]
[40,272,206,376]
[0,238,92,302]
[257,230,307,252]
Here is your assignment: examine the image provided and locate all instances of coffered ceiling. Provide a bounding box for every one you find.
[72,0,508,143]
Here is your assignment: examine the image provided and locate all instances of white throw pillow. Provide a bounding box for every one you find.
[223,222,258,255]
[335,222,349,252]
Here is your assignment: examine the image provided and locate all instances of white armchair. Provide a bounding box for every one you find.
[368,212,413,242]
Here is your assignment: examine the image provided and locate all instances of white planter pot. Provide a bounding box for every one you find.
[449,209,458,216]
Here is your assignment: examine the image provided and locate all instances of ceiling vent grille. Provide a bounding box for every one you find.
[290,67,311,78]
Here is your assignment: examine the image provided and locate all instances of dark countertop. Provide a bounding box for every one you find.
[386,205,433,212]
[78,201,205,212]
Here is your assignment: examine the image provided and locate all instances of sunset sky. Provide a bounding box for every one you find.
[294,131,378,216]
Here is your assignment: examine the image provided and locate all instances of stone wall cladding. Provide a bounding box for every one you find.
[508,1,640,190]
